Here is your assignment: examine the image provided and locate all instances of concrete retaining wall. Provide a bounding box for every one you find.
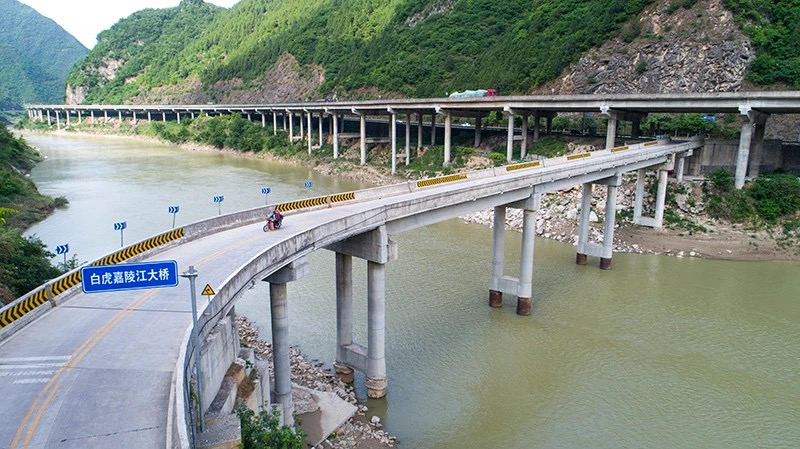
[686,139,799,175]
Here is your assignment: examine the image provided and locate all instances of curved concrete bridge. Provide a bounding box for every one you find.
[0,137,700,448]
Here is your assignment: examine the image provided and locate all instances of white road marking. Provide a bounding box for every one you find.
[0,356,70,363]
[0,370,56,377]
[13,378,51,384]
[0,363,64,369]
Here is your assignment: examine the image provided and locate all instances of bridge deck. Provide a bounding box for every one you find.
[0,140,698,448]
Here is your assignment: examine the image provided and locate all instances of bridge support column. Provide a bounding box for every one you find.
[265,258,310,427]
[474,114,482,147]
[132,111,136,125]
[300,112,305,142]
[307,111,312,154]
[147,111,151,123]
[55,111,60,129]
[326,227,396,399]
[333,114,339,159]
[521,114,528,159]
[443,110,451,166]
[653,167,668,228]
[117,111,121,123]
[576,183,592,265]
[67,111,71,126]
[405,114,411,166]
[360,114,367,165]
[283,112,287,131]
[533,111,540,142]
[391,112,398,174]
[103,110,107,124]
[633,168,646,224]
[319,112,324,147]
[489,194,541,315]
[605,112,618,149]
[288,112,294,142]
[632,164,669,229]
[90,110,94,125]
[78,110,82,124]
[430,113,436,146]
[177,112,181,124]
[505,111,514,161]
[261,112,265,128]
[489,206,505,308]
[162,111,166,123]
[736,110,768,187]
[417,111,423,151]
[273,111,277,135]
[333,253,354,383]
[191,112,195,120]
[599,175,621,270]
[46,110,51,127]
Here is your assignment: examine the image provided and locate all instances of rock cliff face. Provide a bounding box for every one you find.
[536,0,754,95]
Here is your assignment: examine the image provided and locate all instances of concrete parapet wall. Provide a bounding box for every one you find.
[687,139,796,175]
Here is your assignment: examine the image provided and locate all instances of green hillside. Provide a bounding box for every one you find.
[0,0,88,109]
[66,0,223,104]
[67,0,800,104]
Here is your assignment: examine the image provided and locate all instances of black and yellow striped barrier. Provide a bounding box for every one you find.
[0,288,49,328]
[506,161,541,172]
[416,173,468,188]
[275,196,330,213]
[610,145,630,153]
[329,192,356,203]
[566,152,591,161]
[0,227,186,330]
[644,141,659,147]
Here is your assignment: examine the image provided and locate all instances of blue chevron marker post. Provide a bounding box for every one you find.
[304,181,312,188]
[56,243,69,269]
[114,221,127,248]
[213,195,224,215]
[169,205,180,228]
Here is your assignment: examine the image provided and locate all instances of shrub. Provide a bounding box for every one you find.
[488,153,506,167]
[706,168,734,192]
[746,174,800,223]
[237,406,305,449]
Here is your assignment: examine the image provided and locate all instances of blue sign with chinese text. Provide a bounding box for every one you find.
[81,260,179,294]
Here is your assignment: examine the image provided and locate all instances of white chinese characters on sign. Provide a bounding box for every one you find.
[88,268,171,286]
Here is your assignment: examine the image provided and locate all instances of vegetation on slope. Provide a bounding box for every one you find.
[0,0,88,109]
[69,0,657,102]
[0,124,66,303]
[723,0,800,87]
[66,0,222,104]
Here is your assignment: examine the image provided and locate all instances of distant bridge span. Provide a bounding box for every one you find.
[0,135,701,448]
[27,91,800,188]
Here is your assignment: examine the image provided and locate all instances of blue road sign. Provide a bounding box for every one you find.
[55,244,69,255]
[702,115,716,121]
[304,181,312,188]
[81,260,179,294]
[213,196,224,203]
[169,206,180,214]
[261,187,271,195]
[114,221,127,231]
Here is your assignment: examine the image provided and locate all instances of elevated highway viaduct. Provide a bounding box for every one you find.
[0,135,701,448]
[28,91,800,188]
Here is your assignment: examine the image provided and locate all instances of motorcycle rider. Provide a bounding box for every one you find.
[268,208,283,227]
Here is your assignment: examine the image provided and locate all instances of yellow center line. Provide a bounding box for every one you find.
[11,229,271,448]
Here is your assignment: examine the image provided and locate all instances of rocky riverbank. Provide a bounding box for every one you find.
[236,317,398,449]
[460,173,800,261]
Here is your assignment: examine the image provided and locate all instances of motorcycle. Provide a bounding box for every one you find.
[263,215,282,232]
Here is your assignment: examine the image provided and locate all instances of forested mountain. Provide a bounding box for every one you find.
[0,0,88,109]
[66,0,800,105]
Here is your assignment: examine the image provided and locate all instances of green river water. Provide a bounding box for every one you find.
[23,133,800,448]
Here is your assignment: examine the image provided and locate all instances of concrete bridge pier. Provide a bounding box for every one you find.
[147,111,152,123]
[318,112,324,147]
[89,110,94,125]
[162,111,166,123]
[430,113,437,146]
[736,107,768,188]
[272,111,277,135]
[266,258,310,426]
[443,110,452,166]
[77,110,82,124]
[474,114,482,147]
[390,111,398,174]
[417,111,423,152]
[405,114,411,166]
[288,111,294,142]
[327,226,397,399]
[521,114,529,159]
[67,111,71,126]
[489,194,541,315]
[177,111,181,124]
[504,109,514,161]
[103,110,107,124]
[359,111,367,164]
[576,176,621,269]
[46,111,51,127]
[632,162,670,228]
[307,110,312,154]
[283,111,287,131]
[132,111,136,125]
[332,113,340,159]
[56,111,60,129]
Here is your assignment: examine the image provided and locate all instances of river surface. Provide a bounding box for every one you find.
[23,133,800,448]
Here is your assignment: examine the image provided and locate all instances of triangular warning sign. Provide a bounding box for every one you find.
[201,284,215,296]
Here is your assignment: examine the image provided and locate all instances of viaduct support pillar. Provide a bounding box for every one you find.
[147,111,152,123]
[78,110,82,124]
[516,207,537,315]
[417,112,423,151]
[288,112,294,142]
[333,114,339,159]
[66,111,71,127]
[576,183,592,266]
[599,176,621,270]
[162,112,166,123]
[132,112,136,125]
[430,114,436,146]
[533,111,540,143]
[405,114,411,166]
[104,111,108,124]
[177,112,181,124]
[474,114,482,147]
[653,167,668,228]
[283,112,287,131]
[632,163,669,229]
[300,112,304,141]
[46,111,51,127]
[117,111,121,123]
[505,111,514,161]
[261,112,266,128]
[576,175,620,268]
[633,168,646,225]
[605,112,618,149]
[265,258,310,427]
[360,114,367,165]
[326,227,396,399]
[56,111,60,130]
[521,114,528,159]
[443,110,451,166]
[90,111,94,125]
[391,112,398,174]
[307,111,312,154]
[273,111,277,135]
[319,112,324,147]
